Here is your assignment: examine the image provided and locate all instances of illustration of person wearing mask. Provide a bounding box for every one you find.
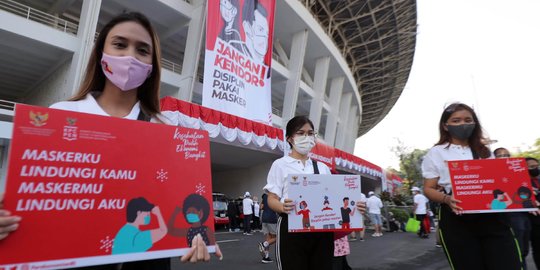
[241,0,269,64]
[168,193,216,247]
[218,0,243,51]
[295,200,311,229]
[490,189,513,210]
[515,186,535,208]
[112,197,167,254]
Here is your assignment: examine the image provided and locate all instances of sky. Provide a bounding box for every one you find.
[354,0,540,170]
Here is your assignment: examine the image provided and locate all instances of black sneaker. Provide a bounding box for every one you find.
[258,242,265,258]
[262,257,273,264]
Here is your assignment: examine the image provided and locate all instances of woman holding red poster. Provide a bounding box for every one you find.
[421,103,522,270]
[0,11,221,270]
[263,116,366,270]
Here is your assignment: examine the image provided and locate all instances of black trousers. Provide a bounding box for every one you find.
[122,258,170,270]
[243,214,252,233]
[509,213,530,270]
[530,216,540,270]
[332,256,352,270]
[228,215,238,230]
[416,214,427,236]
[253,215,261,229]
[276,214,333,270]
[438,205,522,270]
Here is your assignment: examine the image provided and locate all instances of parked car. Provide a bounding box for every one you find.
[212,192,229,228]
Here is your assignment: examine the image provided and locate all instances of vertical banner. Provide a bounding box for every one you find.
[203,0,276,124]
[0,105,215,269]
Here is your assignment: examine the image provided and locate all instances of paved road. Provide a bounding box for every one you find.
[171,229,536,270]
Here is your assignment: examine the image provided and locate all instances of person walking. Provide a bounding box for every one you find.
[242,192,254,235]
[494,148,530,270]
[227,200,240,232]
[258,193,278,263]
[349,192,366,241]
[412,186,429,238]
[253,196,261,231]
[422,102,521,270]
[366,191,383,237]
[527,157,540,270]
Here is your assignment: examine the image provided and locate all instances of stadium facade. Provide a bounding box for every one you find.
[0,0,416,198]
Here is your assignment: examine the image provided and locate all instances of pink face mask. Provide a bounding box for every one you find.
[100,53,153,91]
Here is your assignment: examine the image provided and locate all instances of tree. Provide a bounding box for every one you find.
[391,139,428,189]
[515,138,540,160]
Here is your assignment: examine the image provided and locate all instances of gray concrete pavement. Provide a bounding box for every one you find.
[171,229,536,270]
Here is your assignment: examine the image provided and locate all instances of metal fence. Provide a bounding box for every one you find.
[0,0,78,35]
[0,99,16,111]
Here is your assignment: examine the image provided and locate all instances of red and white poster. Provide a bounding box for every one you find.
[448,158,536,214]
[0,105,215,269]
[203,0,276,124]
[286,174,363,232]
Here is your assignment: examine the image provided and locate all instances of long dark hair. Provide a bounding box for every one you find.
[70,12,162,118]
[435,103,490,158]
[285,115,314,148]
[183,194,210,224]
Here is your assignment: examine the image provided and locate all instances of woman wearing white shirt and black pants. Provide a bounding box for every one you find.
[422,103,521,270]
[264,116,365,270]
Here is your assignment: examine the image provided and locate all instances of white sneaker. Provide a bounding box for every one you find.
[372,233,378,237]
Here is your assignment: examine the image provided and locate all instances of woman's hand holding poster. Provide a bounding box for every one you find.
[0,104,215,269]
[448,158,537,214]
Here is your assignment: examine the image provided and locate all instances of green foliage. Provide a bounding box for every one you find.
[391,139,428,189]
[398,149,428,188]
[388,207,409,223]
[380,191,392,202]
[515,138,540,161]
[391,192,412,206]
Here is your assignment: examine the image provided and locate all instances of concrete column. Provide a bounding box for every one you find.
[273,40,289,66]
[309,56,330,130]
[335,93,352,149]
[281,30,308,125]
[342,105,358,150]
[65,0,101,95]
[324,77,344,146]
[177,0,206,101]
[346,115,360,152]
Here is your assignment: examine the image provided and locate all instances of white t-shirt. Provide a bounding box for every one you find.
[421,143,492,194]
[366,195,383,214]
[413,193,429,215]
[243,198,253,215]
[253,202,260,217]
[50,93,171,124]
[263,156,331,201]
[359,193,367,203]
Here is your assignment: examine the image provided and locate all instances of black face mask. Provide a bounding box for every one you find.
[446,124,476,141]
[529,168,540,177]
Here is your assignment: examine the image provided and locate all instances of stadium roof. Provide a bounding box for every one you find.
[303,0,417,136]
